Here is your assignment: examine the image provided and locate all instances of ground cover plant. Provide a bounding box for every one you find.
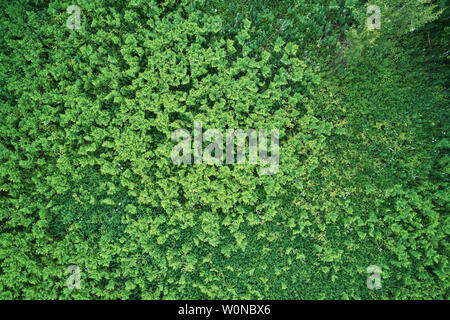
[0,0,448,299]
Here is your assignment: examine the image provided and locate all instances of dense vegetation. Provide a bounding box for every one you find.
[0,0,448,299]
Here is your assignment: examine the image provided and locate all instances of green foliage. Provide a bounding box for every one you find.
[0,0,448,299]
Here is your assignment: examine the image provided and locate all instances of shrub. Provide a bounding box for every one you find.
[0,0,448,299]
